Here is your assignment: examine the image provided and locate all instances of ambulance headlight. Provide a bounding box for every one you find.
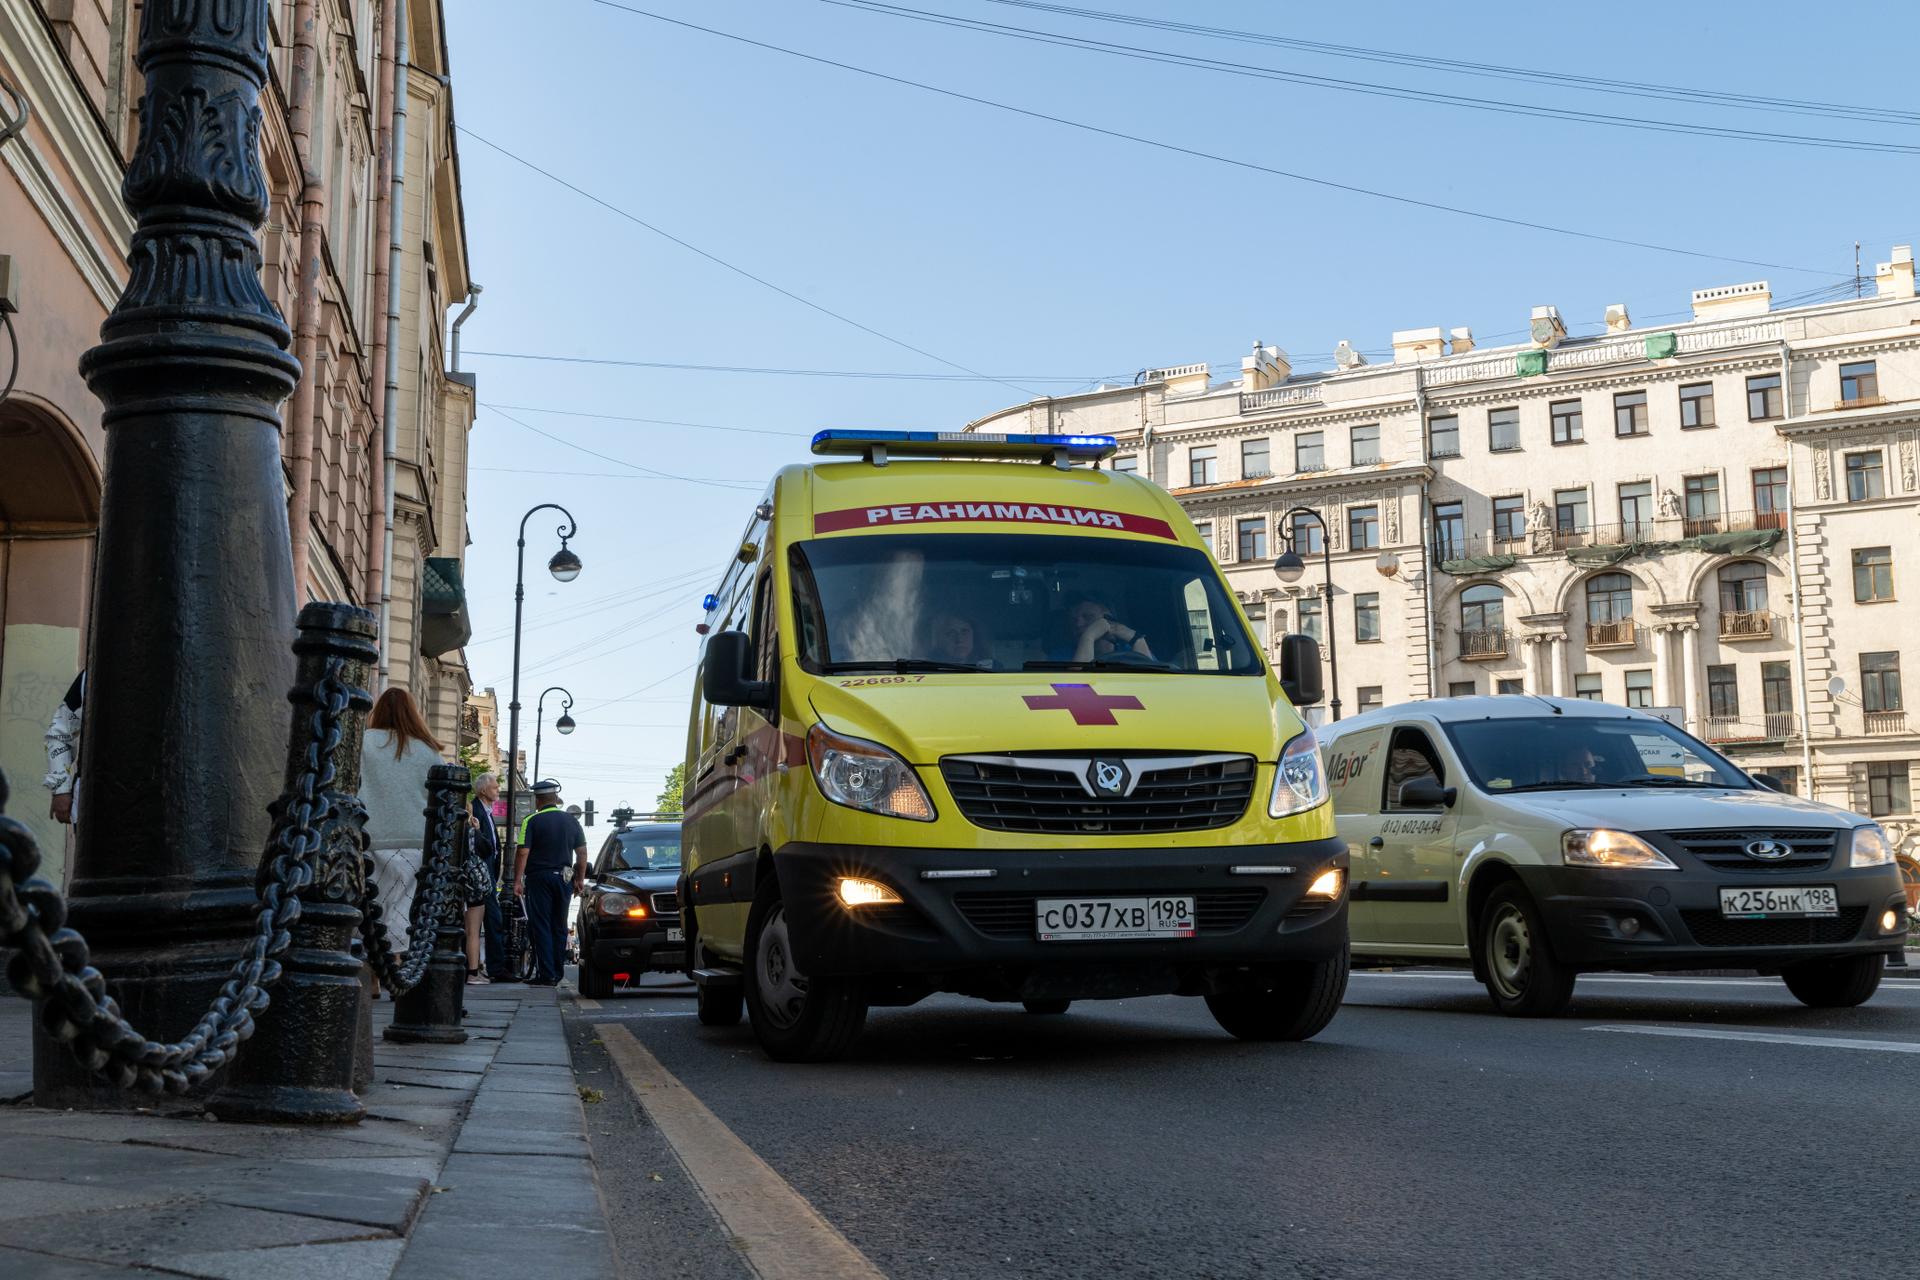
[807,724,935,822]
[1561,829,1678,870]
[1269,729,1328,819]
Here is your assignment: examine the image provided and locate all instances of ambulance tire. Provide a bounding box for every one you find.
[1204,949,1347,1042]
[1021,999,1071,1015]
[1477,883,1575,1017]
[744,882,867,1062]
[1781,952,1884,1008]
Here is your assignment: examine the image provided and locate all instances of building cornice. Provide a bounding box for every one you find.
[1174,462,1432,507]
[1777,399,1920,437]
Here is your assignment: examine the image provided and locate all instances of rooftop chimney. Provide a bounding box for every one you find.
[1604,304,1631,333]
[1690,280,1771,321]
[1448,326,1474,355]
[1240,343,1291,391]
[1528,306,1566,349]
[1391,326,1445,364]
[1875,246,1915,299]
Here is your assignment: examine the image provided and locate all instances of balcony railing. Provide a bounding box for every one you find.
[1585,619,1636,649]
[1864,710,1910,736]
[1718,610,1774,640]
[1702,712,1799,743]
[1431,510,1788,564]
[1457,627,1508,660]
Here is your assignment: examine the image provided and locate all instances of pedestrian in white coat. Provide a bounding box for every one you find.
[360,687,444,972]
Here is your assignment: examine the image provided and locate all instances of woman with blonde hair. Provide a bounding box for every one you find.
[361,688,444,971]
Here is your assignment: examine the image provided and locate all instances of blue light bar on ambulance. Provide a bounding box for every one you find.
[810,429,1117,464]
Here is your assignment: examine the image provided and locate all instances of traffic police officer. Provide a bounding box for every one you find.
[513,778,588,986]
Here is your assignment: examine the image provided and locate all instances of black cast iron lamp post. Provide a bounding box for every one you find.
[507,505,581,832]
[532,685,575,789]
[1274,506,1342,722]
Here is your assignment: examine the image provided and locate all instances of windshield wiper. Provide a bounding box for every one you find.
[1502,780,1632,793]
[1505,776,1724,793]
[1024,656,1177,672]
[818,659,987,674]
[1615,774,1725,788]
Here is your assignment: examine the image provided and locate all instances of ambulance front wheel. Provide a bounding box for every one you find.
[744,882,868,1062]
[1204,950,1348,1042]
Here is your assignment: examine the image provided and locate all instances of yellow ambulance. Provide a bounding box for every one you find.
[680,430,1345,1060]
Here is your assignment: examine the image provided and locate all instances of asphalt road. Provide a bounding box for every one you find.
[568,967,1920,1280]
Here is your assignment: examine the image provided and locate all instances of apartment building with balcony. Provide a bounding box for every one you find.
[969,250,1920,847]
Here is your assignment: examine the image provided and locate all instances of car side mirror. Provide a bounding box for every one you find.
[1400,776,1457,809]
[1752,772,1787,793]
[1278,634,1323,707]
[703,630,773,711]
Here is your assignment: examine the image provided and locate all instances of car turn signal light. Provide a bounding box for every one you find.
[625,905,649,919]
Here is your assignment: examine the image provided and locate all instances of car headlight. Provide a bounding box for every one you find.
[1269,728,1328,819]
[807,724,935,821]
[1848,824,1894,868]
[595,892,642,918]
[1562,829,1678,870]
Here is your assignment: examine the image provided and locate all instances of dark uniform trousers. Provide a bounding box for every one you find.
[524,868,571,984]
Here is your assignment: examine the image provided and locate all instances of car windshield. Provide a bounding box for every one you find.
[607,828,681,871]
[1443,716,1753,793]
[789,532,1262,675]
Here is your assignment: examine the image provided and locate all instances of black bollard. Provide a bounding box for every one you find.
[208,605,378,1124]
[385,766,471,1045]
[35,0,303,1109]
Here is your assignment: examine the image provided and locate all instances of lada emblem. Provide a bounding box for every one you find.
[1090,759,1129,796]
[1743,839,1791,861]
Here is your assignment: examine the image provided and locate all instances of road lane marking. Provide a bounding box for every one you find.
[1352,971,1920,991]
[1587,1025,1920,1054]
[596,1023,888,1280]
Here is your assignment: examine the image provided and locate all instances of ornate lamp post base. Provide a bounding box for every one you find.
[385,765,471,1045]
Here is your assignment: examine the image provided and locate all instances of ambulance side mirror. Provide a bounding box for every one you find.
[1278,634,1323,708]
[703,631,773,712]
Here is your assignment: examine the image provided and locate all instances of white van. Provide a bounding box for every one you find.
[1323,696,1908,1014]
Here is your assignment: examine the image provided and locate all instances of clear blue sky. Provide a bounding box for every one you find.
[445,0,1919,811]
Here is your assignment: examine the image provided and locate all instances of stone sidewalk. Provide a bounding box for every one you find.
[0,985,617,1278]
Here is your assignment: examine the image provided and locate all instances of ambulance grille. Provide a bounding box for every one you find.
[940,755,1256,835]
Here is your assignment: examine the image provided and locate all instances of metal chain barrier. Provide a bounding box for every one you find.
[0,660,355,1094]
[356,777,466,995]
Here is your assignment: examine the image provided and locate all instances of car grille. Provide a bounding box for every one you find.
[1660,828,1837,873]
[954,888,1266,939]
[940,754,1256,835]
[649,891,680,918]
[1679,907,1865,947]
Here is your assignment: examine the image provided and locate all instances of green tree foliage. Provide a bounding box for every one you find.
[656,762,685,816]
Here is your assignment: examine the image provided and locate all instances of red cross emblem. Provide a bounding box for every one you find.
[1022,683,1144,726]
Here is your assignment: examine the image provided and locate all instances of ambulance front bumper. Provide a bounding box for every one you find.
[771,838,1348,986]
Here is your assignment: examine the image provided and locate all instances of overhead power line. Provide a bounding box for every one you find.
[489,404,814,438]
[823,0,1920,155]
[457,127,1043,399]
[590,2,1846,279]
[483,402,764,490]
[975,0,1920,127]
[466,349,1105,382]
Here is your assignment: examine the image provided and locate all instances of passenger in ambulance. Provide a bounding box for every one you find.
[1053,595,1155,663]
[923,610,992,669]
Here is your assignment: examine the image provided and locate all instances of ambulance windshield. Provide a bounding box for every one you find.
[789,533,1263,675]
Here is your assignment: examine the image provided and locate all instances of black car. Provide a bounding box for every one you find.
[577,821,685,998]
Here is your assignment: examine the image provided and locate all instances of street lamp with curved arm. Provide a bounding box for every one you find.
[1274,506,1341,721]
[531,685,575,788]
[507,504,580,831]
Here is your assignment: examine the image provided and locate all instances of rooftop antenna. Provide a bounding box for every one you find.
[1527,692,1564,716]
[1855,241,1863,299]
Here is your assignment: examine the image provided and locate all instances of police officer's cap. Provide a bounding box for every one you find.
[533,778,561,795]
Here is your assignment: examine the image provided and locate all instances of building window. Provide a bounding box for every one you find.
[1762,662,1793,734]
[1488,406,1521,452]
[1189,446,1217,486]
[1355,593,1381,643]
[1112,454,1138,474]
[1862,652,1904,713]
[1752,466,1787,529]
[1747,373,1783,420]
[1347,505,1379,549]
[1357,686,1384,713]
[1297,597,1323,643]
[1246,608,1269,653]
[1555,487,1589,535]
[1718,561,1768,614]
[1586,571,1634,626]
[1867,761,1910,817]
[1854,546,1894,602]
[1241,437,1271,479]
[1845,451,1885,502]
[1613,390,1649,437]
[1840,360,1879,402]
[1193,520,1213,555]
[1679,382,1715,429]
[1492,495,1526,544]
[1428,415,1460,459]
[1683,474,1721,533]
[1351,423,1381,466]
[1460,583,1504,636]
[1573,673,1603,700]
[1769,765,1800,795]
[1497,678,1524,696]
[1449,680,1477,697]
[1550,399,1583,445]
[1432,501,1465,561]
[1624,669,1654,708]
[1707,665,1740,718]
[1295,431,1325,473]
[1288,510,1324,555]
[1617,481,1653,539]
[1237,517,1267,561]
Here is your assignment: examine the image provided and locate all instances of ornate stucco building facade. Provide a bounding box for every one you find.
[972,252,1920,868]
[0,0,477,883]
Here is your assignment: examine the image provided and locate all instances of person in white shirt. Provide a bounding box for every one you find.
[44,671,84,825]
[360,687,445,969]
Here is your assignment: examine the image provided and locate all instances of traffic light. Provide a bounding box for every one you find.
[583,798,595,827]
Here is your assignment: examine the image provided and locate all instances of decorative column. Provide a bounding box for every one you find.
[1680,625,1702,729]
[37,0,302,1108]
[1547,634,1568,698]
[1652,626,1671,707]
[385,765,472,1045]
